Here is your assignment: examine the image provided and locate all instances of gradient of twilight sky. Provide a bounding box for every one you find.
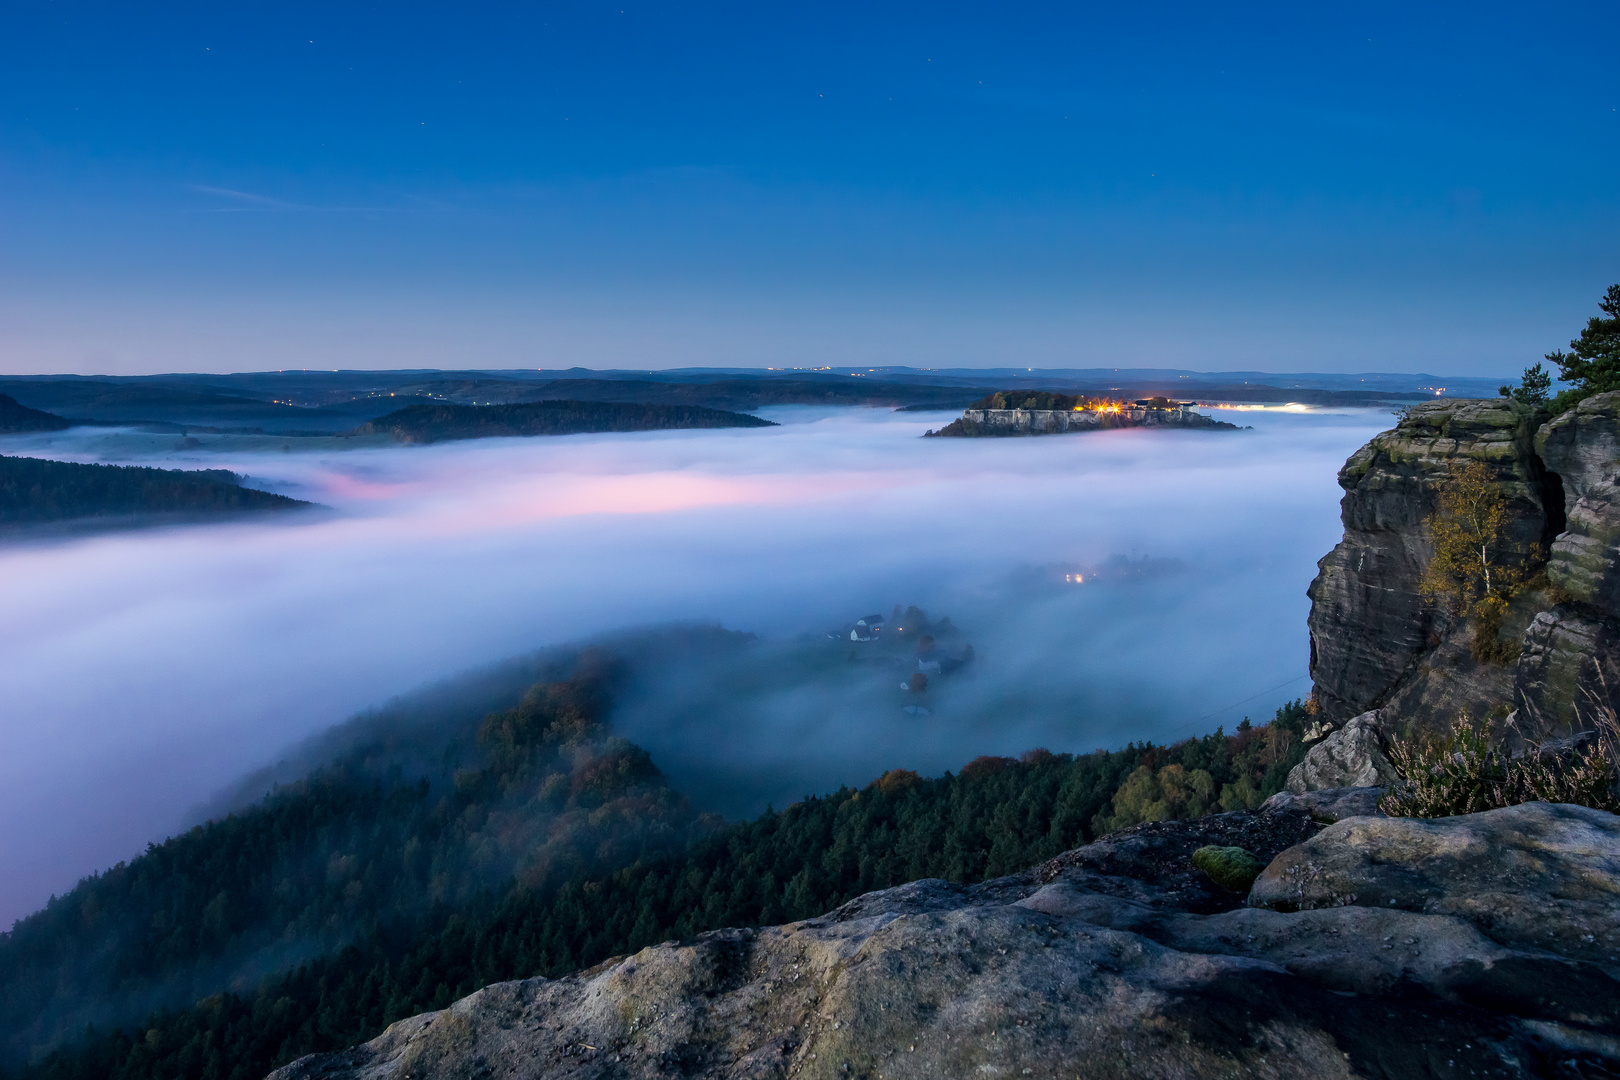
[1,2,1616,375]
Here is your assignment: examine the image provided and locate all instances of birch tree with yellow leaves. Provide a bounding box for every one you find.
[1421,459,1535,662]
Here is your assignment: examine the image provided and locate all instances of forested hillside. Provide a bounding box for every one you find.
[0,647,706,1069]
[386,377,984,411]
[0,395,73,434]
[3,649,1309,1080]
[357,400,776,444]
[0,456,311,526]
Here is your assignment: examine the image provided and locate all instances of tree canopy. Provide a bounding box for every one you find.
[1498,361,1551,406]
[1420,459,1535,663]
[1546,283,1620,412]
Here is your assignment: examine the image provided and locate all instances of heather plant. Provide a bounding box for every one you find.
[1379,710,1620,818]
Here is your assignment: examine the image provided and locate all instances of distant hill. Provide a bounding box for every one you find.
[0,394,73,433]
[385,377,986,411]
[0,380,374,434]
[357,399,777,443]
[0,455,313,526]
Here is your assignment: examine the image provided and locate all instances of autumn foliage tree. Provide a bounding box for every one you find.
[1421,459,1535,663]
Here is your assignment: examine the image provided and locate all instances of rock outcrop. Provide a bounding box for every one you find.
[1516,394,1620,738]
[1538,395,1620,612]
[930,401,1238,437]
[1283,710,1397,793]
[268,805,1620,1080]
[1306,398,1555,728]
[1304,393,1620,740]
[1514,606,1620,741]
[1250,802,1620,970]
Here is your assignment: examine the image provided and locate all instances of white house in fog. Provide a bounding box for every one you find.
[850,614,885,641]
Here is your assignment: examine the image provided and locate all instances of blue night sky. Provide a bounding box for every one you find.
[0,2,1615,375]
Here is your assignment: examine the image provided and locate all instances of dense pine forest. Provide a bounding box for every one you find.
[0,455,311,525]
[357,399,777,444]
[0,632,1310,1080]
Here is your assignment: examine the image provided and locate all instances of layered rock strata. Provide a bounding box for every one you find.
[1304,394,1620,739]
[1306,398,1555,727]
[959,407,1103,433]
[1519,394,1620,737]
[269,804,1620,1080]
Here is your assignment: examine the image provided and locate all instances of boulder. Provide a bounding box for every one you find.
[268,807,1620,1080]
[1249,801,1620,966]
[1284,710,1397,793]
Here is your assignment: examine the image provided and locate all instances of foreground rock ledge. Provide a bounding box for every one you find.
[270,805,1620,1080]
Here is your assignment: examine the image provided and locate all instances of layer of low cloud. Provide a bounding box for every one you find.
[0,404,1391,924]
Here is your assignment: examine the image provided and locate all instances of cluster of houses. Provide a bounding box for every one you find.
[836,610,975,716]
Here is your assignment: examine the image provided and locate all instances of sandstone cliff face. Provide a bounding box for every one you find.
[269,805,1620,1080]
[1296,391,1620,741]
[1519,394,1620,736]
[1306,398,1555,725]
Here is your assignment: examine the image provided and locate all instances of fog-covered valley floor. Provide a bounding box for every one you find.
[0,404,1392,924]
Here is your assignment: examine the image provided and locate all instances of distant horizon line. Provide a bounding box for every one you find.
[0,364,1517,384]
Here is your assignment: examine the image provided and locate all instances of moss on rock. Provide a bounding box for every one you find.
[1191,845,1267,893]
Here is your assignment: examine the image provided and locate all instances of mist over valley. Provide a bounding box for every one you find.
[0,403,1390,925]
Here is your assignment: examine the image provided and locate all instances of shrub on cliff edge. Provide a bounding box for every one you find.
[1379,710,1620,817]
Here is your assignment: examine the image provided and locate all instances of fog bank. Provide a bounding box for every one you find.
[0,404,1390,923]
